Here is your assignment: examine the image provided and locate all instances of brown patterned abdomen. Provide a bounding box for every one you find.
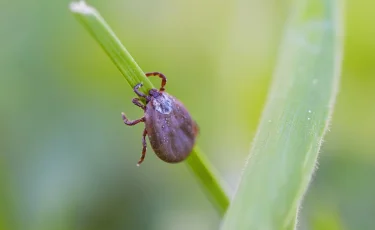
[145,93,198,163]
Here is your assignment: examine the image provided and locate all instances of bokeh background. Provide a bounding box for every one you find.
[1,0,374,229]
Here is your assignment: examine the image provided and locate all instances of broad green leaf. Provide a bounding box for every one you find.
[221,0,343,229]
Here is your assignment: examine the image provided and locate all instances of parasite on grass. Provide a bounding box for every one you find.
[122,72,199,166]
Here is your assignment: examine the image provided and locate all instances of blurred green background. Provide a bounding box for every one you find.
[1,0,374,229]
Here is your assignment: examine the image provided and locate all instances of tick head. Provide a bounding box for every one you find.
[149,88,162,99]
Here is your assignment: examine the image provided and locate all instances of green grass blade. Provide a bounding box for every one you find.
[221,0,343,229]
[69,1,230,216]
[186,147,230,215]
[69,1,153,94]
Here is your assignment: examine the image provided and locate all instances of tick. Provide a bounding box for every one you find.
[121,72,199,166]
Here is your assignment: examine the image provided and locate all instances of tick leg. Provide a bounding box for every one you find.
[145,72,167,91]
[133,83,149,99]
[137,128,147,166]
[121,113,145,126]
[132,98,146,110]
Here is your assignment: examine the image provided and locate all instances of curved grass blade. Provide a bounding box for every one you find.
[69,1,230,216]
[221,0,343,229]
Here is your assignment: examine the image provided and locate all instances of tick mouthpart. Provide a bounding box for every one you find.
[149,88,162,98]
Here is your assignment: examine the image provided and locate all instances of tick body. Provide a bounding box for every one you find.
[122,72,199,166]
